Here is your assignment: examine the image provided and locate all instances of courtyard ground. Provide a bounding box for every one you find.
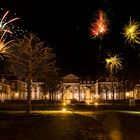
[0,110,140,140]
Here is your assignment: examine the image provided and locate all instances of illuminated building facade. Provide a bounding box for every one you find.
[0,80,11,101]
[0,78,44,101]
[9,80,43,100]
[61,74,95,104]
[95,75,123,101]
[0,73,140,103]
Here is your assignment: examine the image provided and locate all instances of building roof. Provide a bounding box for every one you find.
[96,75,118,82]
[63,73,79,80]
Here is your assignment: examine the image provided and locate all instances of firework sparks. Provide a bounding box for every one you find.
[12,26,28,39]
[0,10,20,34]
[105,54,123,74]
[123,16,140,45]
[90,10,108,39]
[0,31,14,59]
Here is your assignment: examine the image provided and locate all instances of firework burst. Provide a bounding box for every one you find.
[123,16,140,45]
[0,10,20,34]
[105,54,123,74]
[0,31,14,59]
[89,10,108,39]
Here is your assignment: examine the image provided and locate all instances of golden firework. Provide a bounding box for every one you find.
[0,31,13,59]
[123,16,140,45]
[105,54,123,74]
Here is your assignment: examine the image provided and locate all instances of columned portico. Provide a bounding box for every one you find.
[62,74,94,104]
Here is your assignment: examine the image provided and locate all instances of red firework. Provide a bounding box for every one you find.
[90,10,108,39]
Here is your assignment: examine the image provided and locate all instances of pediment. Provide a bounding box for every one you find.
[63,74,79,80]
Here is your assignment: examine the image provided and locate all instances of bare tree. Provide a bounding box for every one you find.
[40,67,61,106]
[10,33,56,115]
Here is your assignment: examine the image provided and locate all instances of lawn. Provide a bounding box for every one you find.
[0,110,140,140]
[0,111,110,140]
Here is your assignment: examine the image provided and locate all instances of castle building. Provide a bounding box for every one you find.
[0,73,140,103]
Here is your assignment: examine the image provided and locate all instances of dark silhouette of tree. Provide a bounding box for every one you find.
[0,59,11,77]
[40,67,61,105]
[10,33,56,115]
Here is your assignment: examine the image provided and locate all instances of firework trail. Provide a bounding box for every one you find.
[89,10,109,62]
[0,10,20,34]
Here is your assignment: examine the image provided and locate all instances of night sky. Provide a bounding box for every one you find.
[1,0,140,77]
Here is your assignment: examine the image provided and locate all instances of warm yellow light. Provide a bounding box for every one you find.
[63,102,66,106]
[87,102,90,105]
[0,42,6,53]
[95,94,99,98]
[15,92,19,97]
[95,102,98,106]
[62,108,66,112]
[126,92,130,97]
